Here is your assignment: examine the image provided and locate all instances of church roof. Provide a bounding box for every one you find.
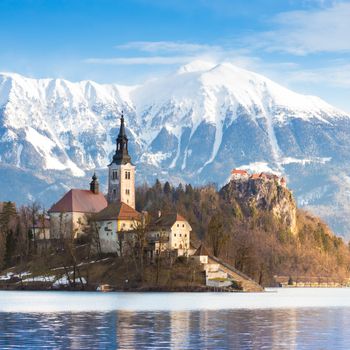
[94,201,141,221]
[48,189,107,214]
[150,212,187,230]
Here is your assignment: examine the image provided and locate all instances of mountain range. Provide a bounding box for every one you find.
[1,61,350,236]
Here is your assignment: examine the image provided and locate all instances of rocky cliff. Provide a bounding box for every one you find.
[220,175,297,235]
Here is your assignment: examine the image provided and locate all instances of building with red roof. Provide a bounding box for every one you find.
[48,174,107,239]
[46,113,193,259]
[231,169,249,181]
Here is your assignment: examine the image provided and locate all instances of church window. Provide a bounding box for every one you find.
[125,171,131,179]
[112,171,118,180]
[125,189,130,195]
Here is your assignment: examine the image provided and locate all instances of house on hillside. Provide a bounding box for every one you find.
[94,201,142,254]
[147,212,192,256]
[48,174,107,239]
[231,169,249,180]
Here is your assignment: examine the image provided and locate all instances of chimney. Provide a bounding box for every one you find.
[90,173,99,194]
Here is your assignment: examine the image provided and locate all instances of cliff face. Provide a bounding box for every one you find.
[220,176,297,235]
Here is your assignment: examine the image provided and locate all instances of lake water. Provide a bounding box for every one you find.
[1,288,350,349]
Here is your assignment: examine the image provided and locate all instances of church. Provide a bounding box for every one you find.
[48,113,192,256]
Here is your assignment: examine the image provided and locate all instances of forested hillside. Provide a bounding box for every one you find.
[136,179,350,286]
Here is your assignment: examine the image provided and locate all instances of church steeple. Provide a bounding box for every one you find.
[111,112,132,165]
[107,112,136,208]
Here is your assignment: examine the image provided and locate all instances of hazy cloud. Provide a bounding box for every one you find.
[85,56,201,65]
[86,40,257,67]
[115,41,219,53]
[250,2,350,55]
[286,64,350,87]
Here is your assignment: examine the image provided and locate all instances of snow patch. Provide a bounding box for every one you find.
[140,151,172,167]
[25,127,84,176]
[238,162,281,175]
[281,157,331,165]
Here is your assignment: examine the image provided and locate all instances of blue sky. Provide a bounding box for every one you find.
[1,0,350,112]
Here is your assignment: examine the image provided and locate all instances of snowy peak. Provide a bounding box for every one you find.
[0,63,349,180]
[1,64,350,236]
[176,60,217,74]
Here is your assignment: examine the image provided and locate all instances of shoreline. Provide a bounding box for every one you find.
[0,283,244,293]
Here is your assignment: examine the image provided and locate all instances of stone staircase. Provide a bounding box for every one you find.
[208,256,263,292]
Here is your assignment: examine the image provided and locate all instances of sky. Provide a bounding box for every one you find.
[1,0,350,112]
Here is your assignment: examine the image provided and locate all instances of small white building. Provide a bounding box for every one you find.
[148,213,192,256]
[94,201,142,254]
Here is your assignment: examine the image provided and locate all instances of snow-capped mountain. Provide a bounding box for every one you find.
[1,61,350,236]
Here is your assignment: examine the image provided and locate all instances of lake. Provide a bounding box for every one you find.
[1,288,350,349]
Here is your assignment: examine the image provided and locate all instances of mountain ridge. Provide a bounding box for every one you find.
[1,62,350,236]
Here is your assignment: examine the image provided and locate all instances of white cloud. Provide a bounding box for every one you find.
[251,2,350,55]
[86,40,257,67]
[116,41,219,53]
[286,64,350,88]
[85,56,201,65]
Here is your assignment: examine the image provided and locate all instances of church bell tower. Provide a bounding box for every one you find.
[107,112,135,208]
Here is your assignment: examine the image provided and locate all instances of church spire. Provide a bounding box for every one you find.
[90,172,99,194]
[110,111,132,165]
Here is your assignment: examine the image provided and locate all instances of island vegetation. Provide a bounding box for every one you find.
[0,178,350,289]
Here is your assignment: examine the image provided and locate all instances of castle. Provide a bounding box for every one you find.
[47,113,192,256]
[231,169,287,188]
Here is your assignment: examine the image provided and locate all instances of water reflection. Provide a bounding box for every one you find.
[1,308,350,349]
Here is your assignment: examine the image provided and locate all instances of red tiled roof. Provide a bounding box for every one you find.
[231,169,248,175]
[251,174,260,180]
[94,201,141,221]
[48,189,107,213]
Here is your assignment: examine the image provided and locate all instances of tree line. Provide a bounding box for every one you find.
[135,180,350,286]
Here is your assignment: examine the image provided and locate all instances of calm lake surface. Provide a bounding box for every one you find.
[1,288,350,349]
